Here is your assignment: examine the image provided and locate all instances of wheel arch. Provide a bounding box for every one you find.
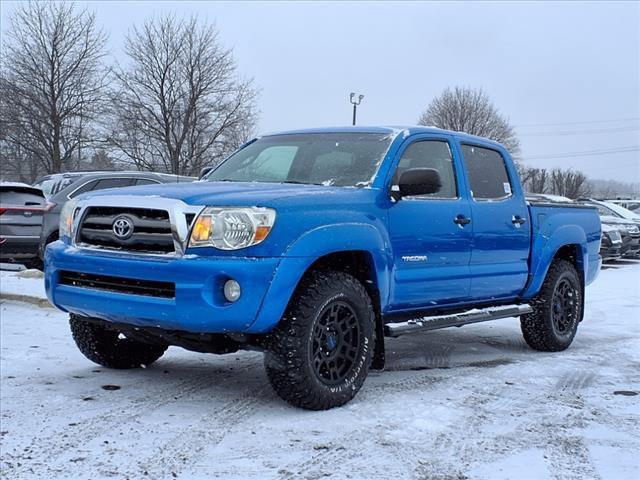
[249,223,391,335]
[522,223,588,300]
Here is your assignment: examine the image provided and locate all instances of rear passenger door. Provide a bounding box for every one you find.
[459,143,530,300]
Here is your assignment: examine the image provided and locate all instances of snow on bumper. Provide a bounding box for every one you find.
[44,241,285,334]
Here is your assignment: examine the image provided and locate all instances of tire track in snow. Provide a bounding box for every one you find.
[127,384,271,479]
[539,386,601,480]
[276,429,373,480]
[3,356,258,478]
[556,371,597,391]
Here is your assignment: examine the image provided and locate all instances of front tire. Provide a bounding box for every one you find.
[521,260,583,352]
[69,314,167,369]
[264,270,374,410]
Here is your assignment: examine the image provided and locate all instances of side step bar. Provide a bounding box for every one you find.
[384,304,533,337]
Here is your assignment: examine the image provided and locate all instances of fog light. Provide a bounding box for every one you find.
[224,279,241,302]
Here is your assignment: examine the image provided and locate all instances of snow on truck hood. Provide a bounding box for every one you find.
[78,180,366,207]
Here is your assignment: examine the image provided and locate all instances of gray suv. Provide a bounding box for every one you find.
[34,171,195,261]
[0,182,46,268]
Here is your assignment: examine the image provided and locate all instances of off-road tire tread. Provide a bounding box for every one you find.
[264,270,374,410]
[69,314,167,369]
[520,259,582,352]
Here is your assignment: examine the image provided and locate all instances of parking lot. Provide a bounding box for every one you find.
[1,260,638,479]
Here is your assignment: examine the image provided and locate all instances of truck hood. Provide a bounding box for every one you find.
[81,181,367,207]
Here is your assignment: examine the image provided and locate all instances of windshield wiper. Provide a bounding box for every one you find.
[280,180,324,186]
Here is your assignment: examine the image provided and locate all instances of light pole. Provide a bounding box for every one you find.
[349,92,364,125]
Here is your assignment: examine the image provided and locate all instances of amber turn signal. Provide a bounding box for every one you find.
[191,216,213,244]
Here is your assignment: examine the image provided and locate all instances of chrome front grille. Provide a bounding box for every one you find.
[77,206,175,254]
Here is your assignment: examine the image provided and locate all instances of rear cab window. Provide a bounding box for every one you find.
[460,144,513,200]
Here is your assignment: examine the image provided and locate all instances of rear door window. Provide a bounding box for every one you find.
[69,180,98,198]
[460,145,512,200]
[93,178,136,190]
[135,178,161,186]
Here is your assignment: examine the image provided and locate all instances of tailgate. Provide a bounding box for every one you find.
[0,186,46,238]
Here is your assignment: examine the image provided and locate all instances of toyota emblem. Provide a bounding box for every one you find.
[112,216,134,240]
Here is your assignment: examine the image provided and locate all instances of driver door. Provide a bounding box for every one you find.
[387,136,472,310]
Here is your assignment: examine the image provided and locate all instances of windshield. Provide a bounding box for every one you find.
[600,201,640,220]
[205,133,394,187]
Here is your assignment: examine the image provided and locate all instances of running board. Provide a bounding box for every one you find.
[384,304,533,338]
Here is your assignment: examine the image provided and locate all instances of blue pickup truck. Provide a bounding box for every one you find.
[45,126,601,410]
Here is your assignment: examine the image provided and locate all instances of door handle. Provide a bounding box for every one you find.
[512,215,526,226]
[454,215,471,226]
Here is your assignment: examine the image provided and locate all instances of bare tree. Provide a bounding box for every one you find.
[520,167,550,194]
[418,86,520,156]
[549,168,591,199]
[1,1,108,176]
[588,178,640,198]
[108,15,258,176]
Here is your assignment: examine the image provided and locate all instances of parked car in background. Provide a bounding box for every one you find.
[606,199,640,213]
[34,171,196,262]
[578,199,640,258]
[0,182,47,269]
[590,200,640,225]
[525,193,573,204]
[599,223,623,261]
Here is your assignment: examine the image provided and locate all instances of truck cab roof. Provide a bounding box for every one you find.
[261,125,504,149]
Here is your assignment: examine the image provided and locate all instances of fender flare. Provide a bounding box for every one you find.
[247,223,391,333]
[522,224,588,299]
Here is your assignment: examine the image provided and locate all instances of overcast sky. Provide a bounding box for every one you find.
[2,1,639,183]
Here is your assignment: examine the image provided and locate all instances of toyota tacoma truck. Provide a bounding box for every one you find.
[44,126,601,410]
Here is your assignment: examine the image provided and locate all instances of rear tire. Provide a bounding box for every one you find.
[521,260,583,352]
[69,314,167,369]
[264,270,374,410]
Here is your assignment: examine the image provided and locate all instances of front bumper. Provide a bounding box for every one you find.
[622,236,640,257]
[599,244,622,261]
[45,241,284,334]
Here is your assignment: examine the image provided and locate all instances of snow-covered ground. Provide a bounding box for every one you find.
[1,262,639,480]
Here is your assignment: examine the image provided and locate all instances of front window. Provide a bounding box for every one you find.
[394,140,458,198]
[205,133,394,187]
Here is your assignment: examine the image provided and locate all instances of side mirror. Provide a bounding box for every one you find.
[391,168,442,200]
[199,166,213,179]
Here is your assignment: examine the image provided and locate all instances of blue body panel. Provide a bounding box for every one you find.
[521,204,601,299]
[45,126,601,334]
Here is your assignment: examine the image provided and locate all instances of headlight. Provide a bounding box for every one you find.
[627,225,639,234]
[189,207,276,250]
[59,198,80,239]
